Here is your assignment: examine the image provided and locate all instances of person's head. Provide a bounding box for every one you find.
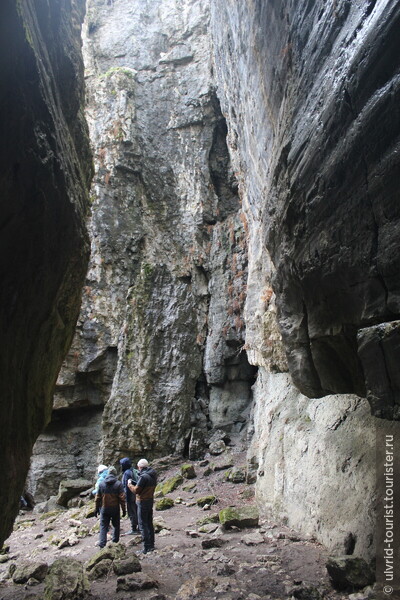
[137,458,149,471]
[119,457,131,471]
[97,464,107,474]
[108,466,117,476]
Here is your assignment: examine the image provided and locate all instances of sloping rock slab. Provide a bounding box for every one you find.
[44,557,90,600]
[219,506,259,529]
[56,480,92,508]
[326,556,375,591]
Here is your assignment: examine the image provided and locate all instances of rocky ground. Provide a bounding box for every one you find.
[0,440,375,600]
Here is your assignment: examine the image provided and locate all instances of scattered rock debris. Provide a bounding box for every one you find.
[0,446,375,599]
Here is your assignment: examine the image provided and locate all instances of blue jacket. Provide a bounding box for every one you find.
[93,468,108,495]
[119,458,139,502]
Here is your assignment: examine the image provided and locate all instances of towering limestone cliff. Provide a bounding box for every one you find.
[27,0,400,561]
[211,0,400,558]
[0,0,91,547]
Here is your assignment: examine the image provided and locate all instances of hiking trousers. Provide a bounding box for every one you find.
[127,495,138,530]
[99,507,120,547]
[137,499,154,550]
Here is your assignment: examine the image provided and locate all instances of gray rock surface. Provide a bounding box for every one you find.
[211,0,400,417]
[248,371,376,559]
[0,0,91,547]
[32,0,256,478]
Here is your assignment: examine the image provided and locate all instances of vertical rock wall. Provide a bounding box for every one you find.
[210,0,400,558]
[30,0,256,489]
[24,0,400,560]
[0,0,91,545]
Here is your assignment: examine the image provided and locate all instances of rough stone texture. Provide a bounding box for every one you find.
[0,0,91,547]
[248,371,376,559]
[56,478,92,507]
[211,0,400,418]
[44,557,90,600]
[27,408,102,502]
[12,561,48,584]
[42,0,256,472]
[326,556,375,591]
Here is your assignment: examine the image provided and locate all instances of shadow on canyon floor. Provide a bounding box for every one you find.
[0,442,361,600]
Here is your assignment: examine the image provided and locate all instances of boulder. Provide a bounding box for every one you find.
[56,480,92,508]
[155,498,174,511]
[225,467,246,483]
[156,475,183,495]
[116,574,158,592]
[326,556,375,591]
[86,543,126,572]
[175,576,218,600]
[209,440,226,455]
[181,464,196,479]
[113,555,142,575]
[219,506,259,529]
[44,558,90,600]
[12,561,48,584]
[196,495,217,508]
[87,559,113,581]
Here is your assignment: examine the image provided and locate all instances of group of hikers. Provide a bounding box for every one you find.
[93,457,157,554]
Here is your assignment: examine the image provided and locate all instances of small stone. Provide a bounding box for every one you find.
[241,532,265,545]
[186,530,200,538]
[201,538,224,549]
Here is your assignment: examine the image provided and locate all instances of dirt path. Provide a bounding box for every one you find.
[0,448,350,600]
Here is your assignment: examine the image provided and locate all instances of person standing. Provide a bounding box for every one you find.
[95,466,126,548]
[119,457,139,534]
[128,458,157,554]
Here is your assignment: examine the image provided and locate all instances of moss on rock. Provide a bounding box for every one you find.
[155,497,175,511]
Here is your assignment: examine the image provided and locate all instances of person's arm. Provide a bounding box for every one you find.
[94,490,102,516]
[119,484,126,515]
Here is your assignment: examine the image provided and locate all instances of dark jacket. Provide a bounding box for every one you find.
[129,467,157,502]
[119,458,139,502]
[95,473,126,513]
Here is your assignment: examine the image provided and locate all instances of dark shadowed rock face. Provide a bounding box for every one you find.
[0,0,91,545]
[211,0,400,418]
